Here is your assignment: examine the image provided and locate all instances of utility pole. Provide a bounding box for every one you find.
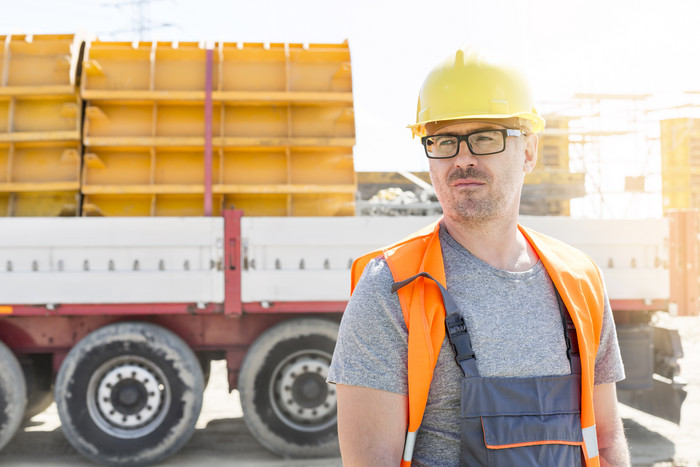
[102,0,175,41]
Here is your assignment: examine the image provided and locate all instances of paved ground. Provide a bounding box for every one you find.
[0,315,698,466]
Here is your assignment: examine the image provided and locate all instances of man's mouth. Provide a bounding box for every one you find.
[452,178,486,187]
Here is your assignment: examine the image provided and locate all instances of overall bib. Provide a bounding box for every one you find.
[394,272,585,466]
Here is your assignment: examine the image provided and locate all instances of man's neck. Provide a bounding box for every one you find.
[441,214,538,272]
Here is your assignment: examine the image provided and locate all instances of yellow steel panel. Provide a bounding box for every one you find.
[154,193,223,216]
[214,184,355,194]
[223,193,289,216]
[156,104,213,137]
[1,191,79,217]
[288,56,352,93]
[83,40,352,95]
[0,85,75,97]
[79,39,355,217]
[84,102,223,139]
[10,95,80,133]
[215,136,355,148]
[1,34,80,88]
[291,194,355,216]
[82,194,153,216]
[85,103,153,137]
[219,48,287,92]
[536,116,569,170]
[214,91,353,104]
[0,130,81,143]
[0,142,80,187]
[290,105,354,138]
[221,150,287,185]
[222,105,288,137]
[80,89,354,104]
[82,41,152,91]
[660,118,700,211]
[218,42,352,93]
[154,149,218,185]
[82,148,152,186]
[289,149,355,185]
[220,104,354,138]
[154,42,208,91]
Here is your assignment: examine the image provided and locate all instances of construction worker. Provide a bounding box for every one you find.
[327,47,631,466]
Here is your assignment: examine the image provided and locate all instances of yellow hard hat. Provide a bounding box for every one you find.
[409,47,545,137]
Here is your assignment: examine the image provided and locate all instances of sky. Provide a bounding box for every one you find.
[5,0,700,217]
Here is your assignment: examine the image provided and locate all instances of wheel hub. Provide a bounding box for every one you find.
[90,360,167,435]
[275,353,336,425]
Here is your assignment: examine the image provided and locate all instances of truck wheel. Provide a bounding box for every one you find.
[0,340,26,451]
[239,318,339,458]
[55,322,204,467]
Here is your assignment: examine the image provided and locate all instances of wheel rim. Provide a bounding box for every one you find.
[87,355,171,439]
[270,349,336,432]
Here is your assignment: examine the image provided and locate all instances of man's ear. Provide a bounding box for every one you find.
[523,133,538,173]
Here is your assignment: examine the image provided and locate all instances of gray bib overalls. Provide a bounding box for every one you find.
[394,272,585,466]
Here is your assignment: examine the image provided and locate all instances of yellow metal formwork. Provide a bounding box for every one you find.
[0,34,83,216]
[523,116,579,215]
[535,116,570,170]
[81,40,356,216]
[660,118,700,212]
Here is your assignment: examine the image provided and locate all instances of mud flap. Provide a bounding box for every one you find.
[617,377,687,425]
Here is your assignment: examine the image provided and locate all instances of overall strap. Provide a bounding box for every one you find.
[556,288,582,376]
[393,271,478,378]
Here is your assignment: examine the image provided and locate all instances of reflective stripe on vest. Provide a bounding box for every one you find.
[350,220,604,467]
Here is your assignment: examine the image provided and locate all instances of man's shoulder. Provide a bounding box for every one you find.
[519,224,595,263]
[352,219,441,290]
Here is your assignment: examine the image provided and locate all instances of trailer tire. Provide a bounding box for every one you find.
[0,340,26,451]
[55,322,204,467]
[239,318,339,458]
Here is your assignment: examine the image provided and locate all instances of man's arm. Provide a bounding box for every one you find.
[593,382,630,466]
[336,384,408,466]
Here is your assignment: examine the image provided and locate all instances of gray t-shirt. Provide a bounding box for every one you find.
[328,224,625,467]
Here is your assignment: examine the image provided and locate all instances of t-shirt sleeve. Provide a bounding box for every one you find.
[327,257,409,395]
[594,282,626,385]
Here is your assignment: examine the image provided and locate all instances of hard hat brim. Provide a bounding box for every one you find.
[409,112,545,138]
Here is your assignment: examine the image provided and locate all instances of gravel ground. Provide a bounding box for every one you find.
[0,314,698,466]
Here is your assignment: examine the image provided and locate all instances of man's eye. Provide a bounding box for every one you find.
[437,138,457,147]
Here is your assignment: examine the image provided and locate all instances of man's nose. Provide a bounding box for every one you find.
[454,140,478,166]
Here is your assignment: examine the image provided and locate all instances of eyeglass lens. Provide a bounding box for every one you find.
[425,130,506,158]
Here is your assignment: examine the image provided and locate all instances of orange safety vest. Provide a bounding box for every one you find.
[351,219,604,467]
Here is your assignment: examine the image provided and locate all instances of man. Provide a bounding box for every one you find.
[327,47,631,467]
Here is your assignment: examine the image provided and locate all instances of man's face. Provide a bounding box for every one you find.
[427,121,537,224]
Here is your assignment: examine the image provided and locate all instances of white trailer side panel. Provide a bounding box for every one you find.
[521,216,669,301]
[0,217,224,305]
[0,215,670,306]
[242,216,670,304]
[240,217,439,303]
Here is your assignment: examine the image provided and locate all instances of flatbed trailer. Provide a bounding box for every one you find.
[0,209,694,465]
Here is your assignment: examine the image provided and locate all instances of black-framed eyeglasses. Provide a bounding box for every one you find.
[421,129,524,159]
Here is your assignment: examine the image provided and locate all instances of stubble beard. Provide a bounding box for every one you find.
[436,166,519,226]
